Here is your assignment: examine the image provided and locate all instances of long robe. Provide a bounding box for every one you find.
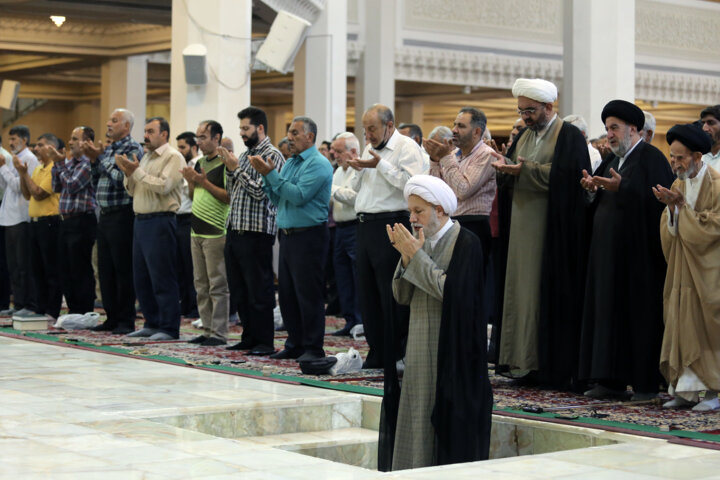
[496,121,590,387]
[579,141,675,392]
[660,166,720,394]
[380,222,492,471]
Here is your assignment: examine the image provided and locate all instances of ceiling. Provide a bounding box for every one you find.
[0,0,710,140]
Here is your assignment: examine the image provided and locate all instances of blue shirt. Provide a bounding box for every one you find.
[262,145,332,229]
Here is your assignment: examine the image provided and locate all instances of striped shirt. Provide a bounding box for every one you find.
[90,135,144,209]
[429,140,496,216]
[226,136,285,235]
[52,156,97,215]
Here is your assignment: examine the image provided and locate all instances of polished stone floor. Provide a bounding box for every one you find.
[2,335,720,479]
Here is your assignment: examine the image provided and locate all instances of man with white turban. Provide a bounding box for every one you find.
[379,175,493,471]
[491,78,591,390]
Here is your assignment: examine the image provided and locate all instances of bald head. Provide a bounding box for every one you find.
[362,104,395,149]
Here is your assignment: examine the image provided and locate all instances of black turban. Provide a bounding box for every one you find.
[666,123,712,154]
[601,100,645,130]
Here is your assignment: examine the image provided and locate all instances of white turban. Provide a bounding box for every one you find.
[512,78,558,103]
[403,175,457,216]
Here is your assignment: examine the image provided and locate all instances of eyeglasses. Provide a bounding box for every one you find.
[517,104,546,116]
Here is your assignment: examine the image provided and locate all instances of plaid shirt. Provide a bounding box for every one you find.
[52,156,97,215]
[91,135,143,209]
[226,136,285,235]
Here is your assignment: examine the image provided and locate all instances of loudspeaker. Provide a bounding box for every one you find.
[256,10,311,74]
[182,44,208,85]
[0,80,20,110]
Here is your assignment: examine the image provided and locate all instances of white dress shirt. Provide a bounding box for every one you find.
[702,150,720,172]
[352,129,428,214]
[331,165,358,223]
[0,147,38,226]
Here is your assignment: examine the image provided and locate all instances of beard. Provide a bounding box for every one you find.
[610,129,633,158]
[675,161,698,181]
[411,209,445,239]
[242,131,259,149]
[527,110,549,132]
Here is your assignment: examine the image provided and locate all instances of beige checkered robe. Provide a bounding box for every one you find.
[391,221,460,470]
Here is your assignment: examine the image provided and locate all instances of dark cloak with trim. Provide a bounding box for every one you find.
[378,227,493,470]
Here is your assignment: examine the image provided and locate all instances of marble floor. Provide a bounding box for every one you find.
[2,335,720,479]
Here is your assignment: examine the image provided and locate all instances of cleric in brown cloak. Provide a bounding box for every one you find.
[655,123,720,412]
[579,99,675,400]
[380,175,492,471]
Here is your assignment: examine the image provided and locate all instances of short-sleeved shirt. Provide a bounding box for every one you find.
[191,154,229,238]
[29,162,59,218]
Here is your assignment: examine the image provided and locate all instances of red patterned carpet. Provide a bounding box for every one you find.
[3,313,720,443]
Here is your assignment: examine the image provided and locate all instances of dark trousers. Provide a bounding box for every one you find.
[29,216,62,318]
[5,222,33,310]
[333,223,361,327]
[59,213,96,313]
[0,225,10,309]
[133,215,180,337]
[97,207,136,329]
[225,230,276,348]
[325,226,340,314]
[278,224,328,356]
[176,213,198,317]
[356,215,410,368]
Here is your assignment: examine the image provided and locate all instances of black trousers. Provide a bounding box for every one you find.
[29,216,62,318]
[97,207,136,329]
[59,213,97,314]
[225,230,276,348]
[5,222,33,310]
[278,224,328,356]
[356,214,410,368]
[0,225,9,310]
[175,213,198,317]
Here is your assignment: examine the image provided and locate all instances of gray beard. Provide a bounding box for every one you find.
[610,135,633,158]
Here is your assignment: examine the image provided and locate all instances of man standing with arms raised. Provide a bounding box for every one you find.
[492,78,590,389]
[249,116,332,361]
[349,104,427,369]
[117,117,185,340]
[86,109,143,334]
[221,106,285,355]
[182,120,230,347]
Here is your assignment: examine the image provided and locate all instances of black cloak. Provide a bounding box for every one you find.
[378,227,493,470]
[579,141,675,392]
[493,122,592,390]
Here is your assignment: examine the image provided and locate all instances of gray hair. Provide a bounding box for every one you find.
[335,132,360,153]
[482,128,492,141]
[458,106,487,134]
[278,137,289,147]
[563,114,589,139]
[113,108,135,130]
[641,111,656,141]
[291,116,317,143]
[429,126,453,141]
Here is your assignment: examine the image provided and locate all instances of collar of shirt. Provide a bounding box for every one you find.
[535,114,558,143]
[111,135,132,148]
[703,149,720,161]
[456,139,484,160]
[689,162,708,188]
[295,144,319,161]
[248,136,272,156]
[428,218,454,250]
[151,142,170,157]
[382,129,402,152]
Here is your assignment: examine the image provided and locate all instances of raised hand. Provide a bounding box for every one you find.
[652,184,684,208]
[592,168,622,192]
[12,155,27,175]
[386,222,424,267]
[217,146,239,171]
[82,140,103,162]
[348,150,381,170]
[580,169,597,192]
[423,138,453,161]
[248,155,275,176]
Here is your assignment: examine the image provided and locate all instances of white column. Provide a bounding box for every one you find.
[355,0,396,140]
[100,55,147,140]
[293,0,347,142]
[170,0,251,150]
[562,0,635,139]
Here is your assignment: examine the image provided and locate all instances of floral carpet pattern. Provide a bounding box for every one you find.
[3,312,720,442]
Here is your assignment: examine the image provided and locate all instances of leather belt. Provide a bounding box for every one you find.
[335,219,358,227]
[279,226,313,236]
[30,214,60,223]
[100,204,132,215]
[357,210,409,223]
[136,212,174,220]
[60,212,92,221]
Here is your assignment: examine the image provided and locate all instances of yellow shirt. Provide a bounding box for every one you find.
[28,162,59,218]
